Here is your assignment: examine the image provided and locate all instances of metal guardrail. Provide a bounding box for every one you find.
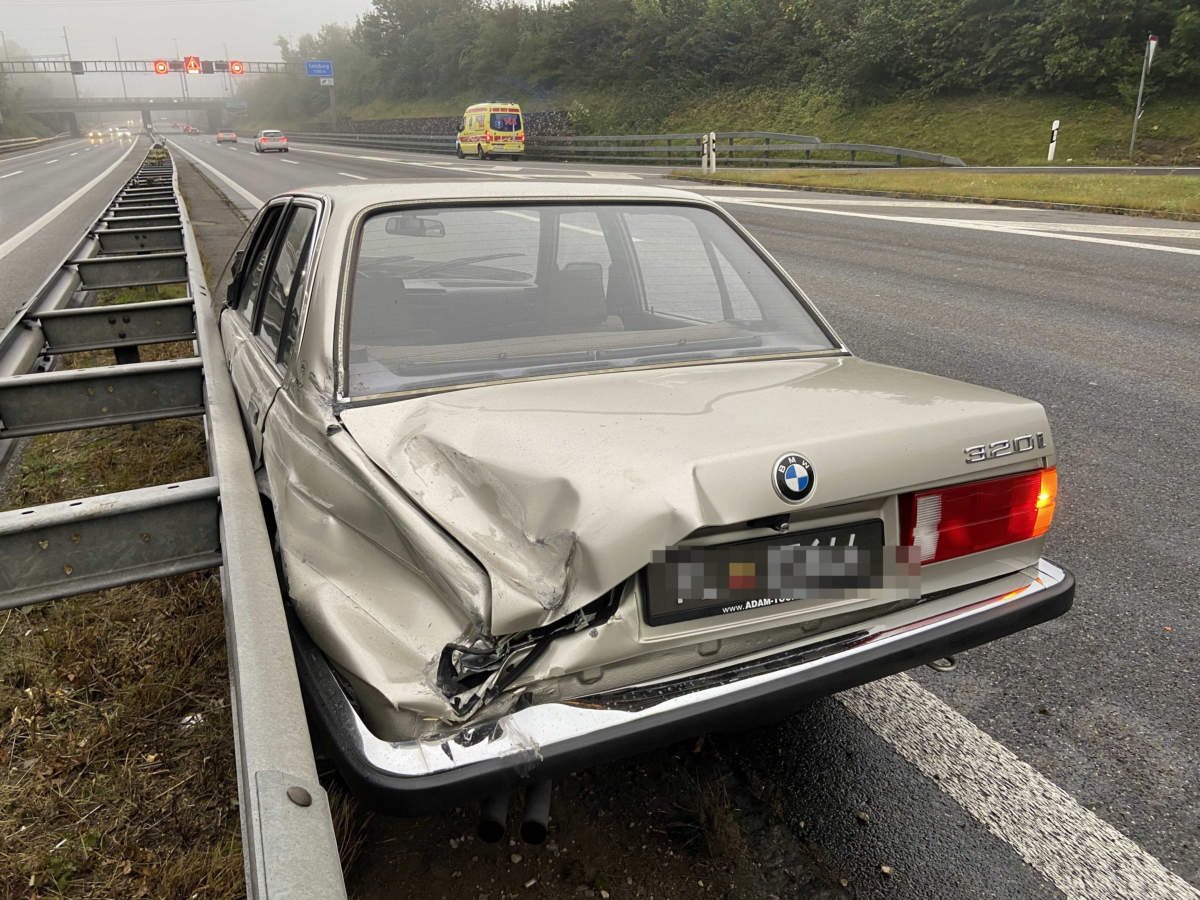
[286,129,964,167]
[0,141,347,897]
[0,132,70,155]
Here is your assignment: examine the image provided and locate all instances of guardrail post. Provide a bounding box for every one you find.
[764,137,771,166]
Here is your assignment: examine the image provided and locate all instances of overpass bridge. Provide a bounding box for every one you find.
[1,57,281,135]
[22,96,242,135]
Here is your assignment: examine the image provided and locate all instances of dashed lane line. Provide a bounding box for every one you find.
[43,159,60,166]
[842,675,1199,900]
[0,138,85,167]
[722,197,1200,257]
[0,138,140,264]
[280,159,300,165]
[337,171,368,181]
[0,171,22,180]
[290,145,528,178]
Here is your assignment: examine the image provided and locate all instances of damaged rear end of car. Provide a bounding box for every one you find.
[221,184,1074,814]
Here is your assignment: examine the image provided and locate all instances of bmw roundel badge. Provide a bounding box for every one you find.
[772,452,814,503]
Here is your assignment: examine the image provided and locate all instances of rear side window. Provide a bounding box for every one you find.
[259,205,317,360]
[235,204,286,321]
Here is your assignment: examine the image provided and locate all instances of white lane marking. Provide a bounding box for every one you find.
[957,220,1200,240]
[0,138,140,264]
[337,171,368,181]
[497,209,611,238]
[292,145,529,178]
[69,152,79,157]
[587,171,642,180]
[0,138,84,167]
[0,170,22,180]
[166,139,264,209]
[723,197,1200,257]
[697,188,1031,208]
[43,159,60,165]
[841,675,1199,900]
[280,159,300,165]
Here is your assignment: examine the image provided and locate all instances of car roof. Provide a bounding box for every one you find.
[276,181,712,205]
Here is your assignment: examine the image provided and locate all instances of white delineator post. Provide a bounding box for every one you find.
[1048,119,1060,161]
[709,131,717,171]
[1129,34,1159,160]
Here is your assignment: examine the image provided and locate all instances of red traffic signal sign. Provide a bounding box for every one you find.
[229,60,245,76]
[184,55,201,74]
[153,59,170,75]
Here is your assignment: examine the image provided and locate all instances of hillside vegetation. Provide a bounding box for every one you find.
[239,0,1200,166]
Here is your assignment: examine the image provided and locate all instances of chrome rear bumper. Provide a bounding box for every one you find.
[292,558,1073,814]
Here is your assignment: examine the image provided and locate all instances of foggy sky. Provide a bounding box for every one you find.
[1,0,372,98]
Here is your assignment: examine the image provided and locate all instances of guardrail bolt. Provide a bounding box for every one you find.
[287,786,313,807]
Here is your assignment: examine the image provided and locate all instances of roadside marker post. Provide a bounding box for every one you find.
[1048,119,1060,162]
[1128,34,1158,160]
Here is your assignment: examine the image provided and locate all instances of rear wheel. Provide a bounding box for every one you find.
[476,144,486,160]
[456,142,464,159]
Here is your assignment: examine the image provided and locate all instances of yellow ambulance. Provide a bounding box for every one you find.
[456,102,525,160]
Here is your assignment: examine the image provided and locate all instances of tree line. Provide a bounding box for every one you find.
[244,0,1200,123]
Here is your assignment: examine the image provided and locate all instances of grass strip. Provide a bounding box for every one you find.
[0,289,244,898]
[675,169,1200,218]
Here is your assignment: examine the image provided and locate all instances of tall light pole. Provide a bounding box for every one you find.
[1128,33,1159,161]
[62,27,79,100]
[114,37,128,101]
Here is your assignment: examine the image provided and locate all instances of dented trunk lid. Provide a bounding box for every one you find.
[338,356,1051,635]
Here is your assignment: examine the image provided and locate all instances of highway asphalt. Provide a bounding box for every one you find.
[0,135,146,321]
[5,131,1198,897]
[167,132,1199,896]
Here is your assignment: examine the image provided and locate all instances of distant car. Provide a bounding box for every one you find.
[253,129,289,153]
[118,128,132,139]
[212,182,1074,814]
[216,131,238,144]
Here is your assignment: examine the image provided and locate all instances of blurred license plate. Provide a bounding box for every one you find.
[644,520,919,626]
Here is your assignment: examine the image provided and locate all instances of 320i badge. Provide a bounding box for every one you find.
[212,181,1074,819]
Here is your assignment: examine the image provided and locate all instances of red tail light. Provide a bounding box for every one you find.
[280,136,287,142]
[899,468,1057,565]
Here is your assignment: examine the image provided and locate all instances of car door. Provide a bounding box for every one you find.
[227,200,320,465]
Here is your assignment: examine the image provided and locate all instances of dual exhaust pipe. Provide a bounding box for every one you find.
[478,779,552,844]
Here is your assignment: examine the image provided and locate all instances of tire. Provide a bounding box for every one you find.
[284,148,289,153]
[455,143,464,159]
[476,144,486,160]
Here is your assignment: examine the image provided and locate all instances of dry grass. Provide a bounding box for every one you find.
[677,169,1200,218]
[0,289,243,898]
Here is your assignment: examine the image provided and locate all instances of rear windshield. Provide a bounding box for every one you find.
[490,113,521,132]
[345,203,835,397]
[262,130,282,137]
